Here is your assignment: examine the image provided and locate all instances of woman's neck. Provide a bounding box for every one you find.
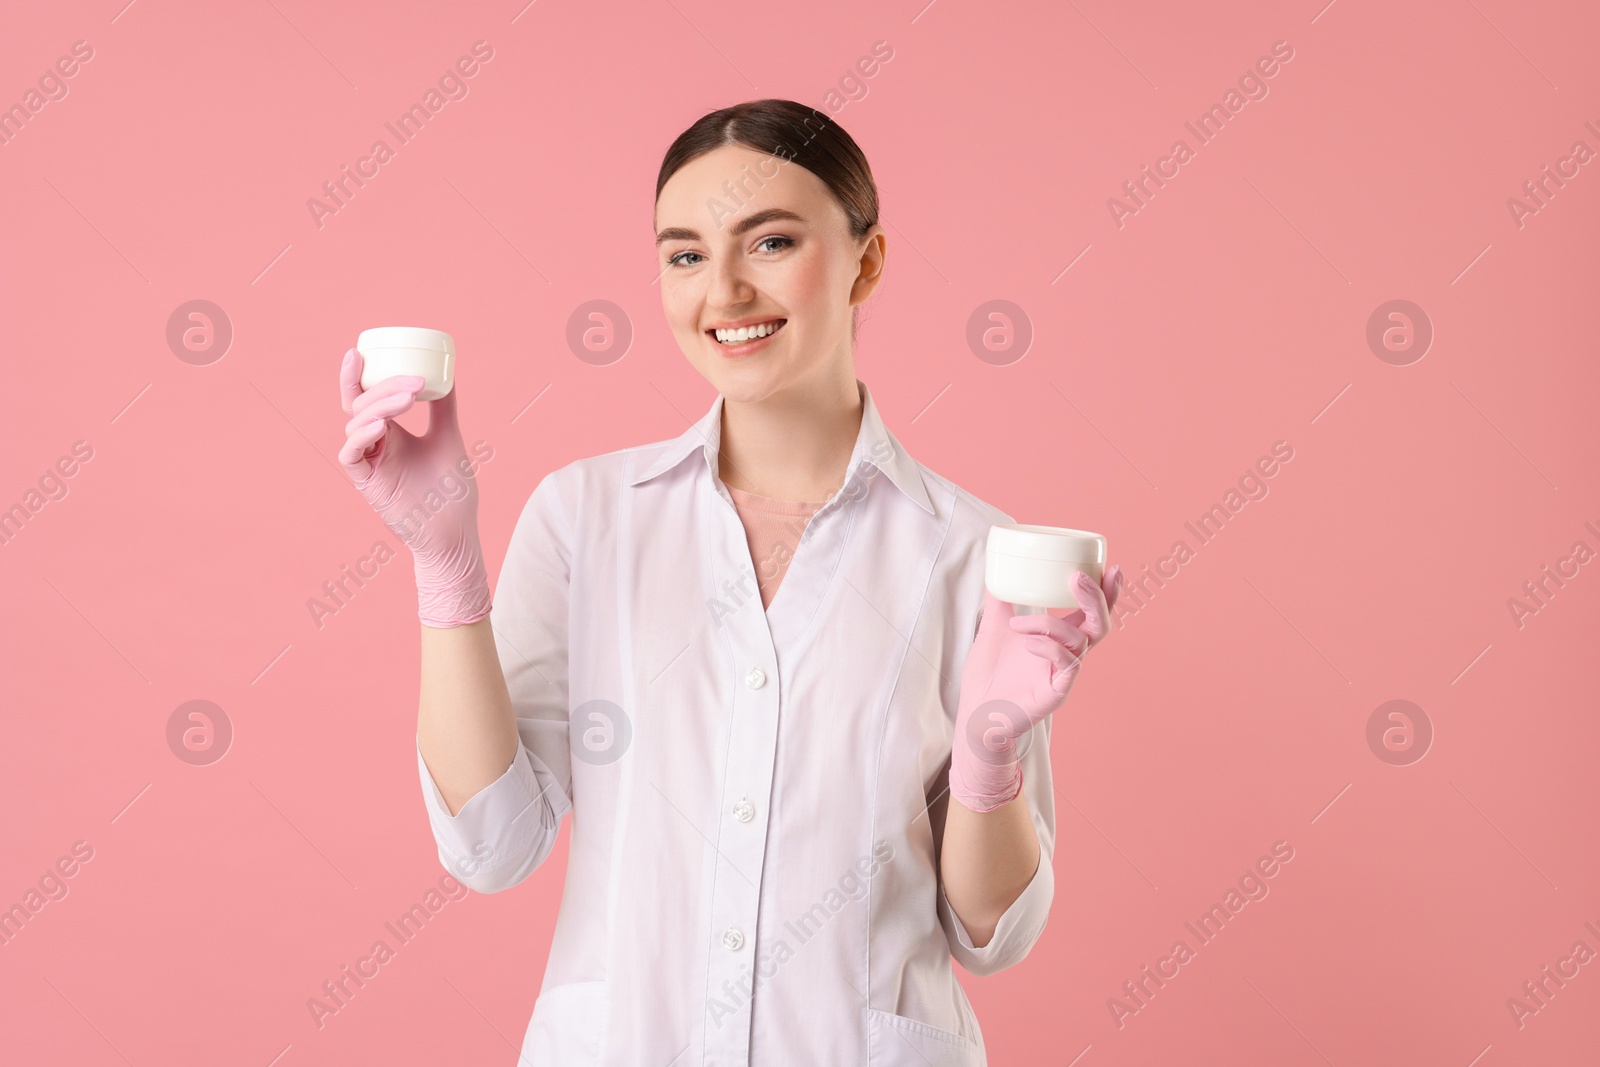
[717,366,862,503]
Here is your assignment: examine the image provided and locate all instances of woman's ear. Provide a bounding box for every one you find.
[849,227,887,305]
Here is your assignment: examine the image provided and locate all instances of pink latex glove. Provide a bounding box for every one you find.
[336,347,493,628]
[949,564,1124,812]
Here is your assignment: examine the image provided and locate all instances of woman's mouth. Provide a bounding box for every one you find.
[708,318,786,357]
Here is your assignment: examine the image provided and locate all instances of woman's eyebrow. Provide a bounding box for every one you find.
[655,207,807,246]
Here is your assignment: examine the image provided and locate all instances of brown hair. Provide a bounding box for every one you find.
[655,98,879,239]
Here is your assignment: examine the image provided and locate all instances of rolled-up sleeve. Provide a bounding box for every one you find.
[935,712,1057,976]
[932,503,1058,976]
[417,470,576,894]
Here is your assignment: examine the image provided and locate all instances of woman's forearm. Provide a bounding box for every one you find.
[940,789,1040,948]
[416,617,520,817]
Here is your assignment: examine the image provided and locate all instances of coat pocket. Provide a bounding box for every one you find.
[521,980,607,1066]
[867,1006,984,1066]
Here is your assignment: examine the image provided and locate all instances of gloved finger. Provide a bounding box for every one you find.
[1072,572,1112,645]
[338,417,388,470]
[1017,632,1083,681]
[340,389,420,470]
[1044,566,1112,620]
[350,375,426,418]
[346,384,425,439]
[1009,613,1089,655]
[975,587,1016,637]
[339,348,365,415]
[1049,567,1123,634]
[1103,564,1125,611]
[425,381,459,440]
[360,380,425,418]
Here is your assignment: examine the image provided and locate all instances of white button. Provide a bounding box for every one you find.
[745,667,766,689]
[723,926,745,951]
[733,800,755,823]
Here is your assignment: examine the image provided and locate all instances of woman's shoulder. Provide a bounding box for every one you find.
[909,458,1015,533]
[514,428,694,520]
[503,438,677,561]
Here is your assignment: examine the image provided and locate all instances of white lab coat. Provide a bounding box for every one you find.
[416,378,1056,1065]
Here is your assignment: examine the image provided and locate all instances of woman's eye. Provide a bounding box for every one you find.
[667,237,789,268]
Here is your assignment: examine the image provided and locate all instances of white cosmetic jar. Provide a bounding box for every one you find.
[357,327,455,402]
[985,524,1108,614]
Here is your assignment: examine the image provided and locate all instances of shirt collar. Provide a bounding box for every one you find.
[627,378,934,515]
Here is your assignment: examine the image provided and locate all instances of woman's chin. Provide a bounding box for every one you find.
[695,355,787,401]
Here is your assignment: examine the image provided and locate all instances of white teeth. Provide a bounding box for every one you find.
[714,320,782,344]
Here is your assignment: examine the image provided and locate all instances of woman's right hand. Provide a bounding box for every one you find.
[337,347,493,627]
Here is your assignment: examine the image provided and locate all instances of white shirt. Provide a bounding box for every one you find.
[416,378,1056,1065]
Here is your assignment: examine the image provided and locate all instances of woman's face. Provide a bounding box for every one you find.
[654,144,885,403]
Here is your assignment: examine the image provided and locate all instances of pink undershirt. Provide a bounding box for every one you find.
[725,484,829,609]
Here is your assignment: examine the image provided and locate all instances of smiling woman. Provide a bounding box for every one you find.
[650,102,890,501]
[340,96,1122,1067]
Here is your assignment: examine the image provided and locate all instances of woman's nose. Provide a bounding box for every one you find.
[706,258,754,306]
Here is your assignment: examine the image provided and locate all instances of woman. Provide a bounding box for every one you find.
[337,99,1123,1065]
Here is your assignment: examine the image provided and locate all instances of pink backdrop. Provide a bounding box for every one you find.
[2,0,1596,1063]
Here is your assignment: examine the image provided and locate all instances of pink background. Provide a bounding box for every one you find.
[2,0,1596,1063]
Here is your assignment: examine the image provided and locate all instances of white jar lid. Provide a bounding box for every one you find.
[987,523,1106,563]
[357,326,454,352]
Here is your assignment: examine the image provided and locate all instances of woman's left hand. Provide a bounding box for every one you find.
[948,564,1123,812]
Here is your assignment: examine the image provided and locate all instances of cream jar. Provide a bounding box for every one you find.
[357,326,455,402]
[985,524,1108,614]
